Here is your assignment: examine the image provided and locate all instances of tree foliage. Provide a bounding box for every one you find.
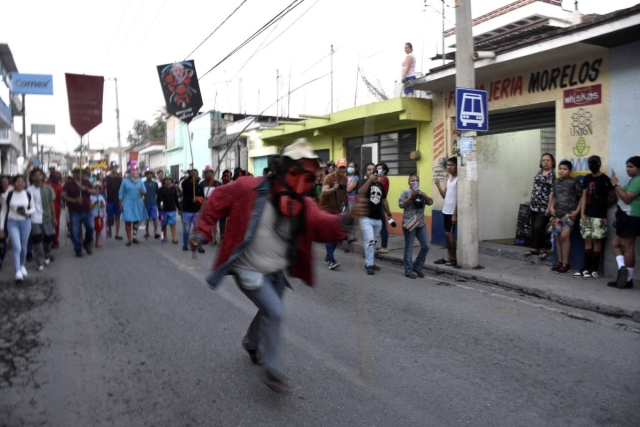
[149,107,168,141]
[127,120,150,148]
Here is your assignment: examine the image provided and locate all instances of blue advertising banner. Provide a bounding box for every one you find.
[0,98,11,127]
[10,73,54,95]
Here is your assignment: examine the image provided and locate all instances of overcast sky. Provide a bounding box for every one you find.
[2,0,637,155]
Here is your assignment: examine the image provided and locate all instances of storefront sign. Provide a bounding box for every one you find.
[31,124,55,134]
[88,159,108,170]
[10,73,54,95]
[65,73,104,136]
[563,84,602,109]
[157,61,203,124]
[528,59,602,94]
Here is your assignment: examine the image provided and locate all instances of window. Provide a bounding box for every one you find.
[345,128,416,176]
[170,165,179,181]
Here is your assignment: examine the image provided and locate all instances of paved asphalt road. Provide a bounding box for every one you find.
[1,231,639,427]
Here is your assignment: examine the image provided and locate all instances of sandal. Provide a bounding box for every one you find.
[538,251,549,260]
[524,250,540,256]
[445,260,457,267]
[434,258,448,265]
[126,241,132,247]
[172,240,179,244]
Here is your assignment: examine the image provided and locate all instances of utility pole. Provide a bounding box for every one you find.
[330,44,334,113]
[442,0,446,65]
[455,0,479,268]
[276,69,280,124]
[21,95,27,158]
[114,78,123,171]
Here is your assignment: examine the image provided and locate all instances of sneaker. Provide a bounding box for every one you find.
[261,371,288,394]
[405,273,417,279]
[323,257,330,265]
[372,265,381,271]
[26,253,33,262]
[37,265,44,271]
[582,271,594,279]
[378,247,389,254]
[610,280,634,289]
[84,243,93,255]
[590,271,599,279]
[328,261,340,270]
[366,265,375,275]
[15,271,23,282]
[573,271,584,278]
[242,343,262,365]
[413,269,425,278]
[45,257,51,265]
[616,267,629,289]
[183,246,188,251]
[555,264,570,274]
[75,252,84,258]
[198,247,205,254]
[20,266,28,277]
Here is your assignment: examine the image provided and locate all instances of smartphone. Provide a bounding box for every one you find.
[411,181,419,191]
[611,168,615,176]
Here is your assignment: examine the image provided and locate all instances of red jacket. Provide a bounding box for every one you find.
[194,177,347,288]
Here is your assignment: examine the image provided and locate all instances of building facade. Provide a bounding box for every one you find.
[0,44,23,175]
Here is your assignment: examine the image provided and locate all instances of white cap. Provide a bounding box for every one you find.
[282,138,325,167]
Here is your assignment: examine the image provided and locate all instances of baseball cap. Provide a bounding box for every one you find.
[282,138,325,167]
[336,158,347,168]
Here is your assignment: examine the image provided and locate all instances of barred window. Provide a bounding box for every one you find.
[346,128,416,176]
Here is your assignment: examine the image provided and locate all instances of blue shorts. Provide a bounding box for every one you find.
[146,204,158,220]
[161,211,177,226]
[403,75,416,94]
[106,202,121,218]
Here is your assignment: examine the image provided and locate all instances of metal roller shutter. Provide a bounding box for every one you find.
[485,107,555,135]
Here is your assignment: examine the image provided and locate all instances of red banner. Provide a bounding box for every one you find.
[563,84,602,109]
[65,73,104,136]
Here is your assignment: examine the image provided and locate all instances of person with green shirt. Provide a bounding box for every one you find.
[609,156,640,289]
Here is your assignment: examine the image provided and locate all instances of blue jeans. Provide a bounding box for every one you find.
[380,206,388,248]
[182,212,197,246]
[235,272,286,380]
[6,219,31,271]
[360,216,382,267]
[403,225,430,275]
[70,211,94,254]
[325,242,338,262]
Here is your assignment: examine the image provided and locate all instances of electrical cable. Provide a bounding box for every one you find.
[198,0,306,82]
[140,0,168,44]
[183,0,249,60]
[106,0,133,54]
[119,0,148,49]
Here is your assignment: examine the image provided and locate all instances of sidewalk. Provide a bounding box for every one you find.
[346,233,640,323]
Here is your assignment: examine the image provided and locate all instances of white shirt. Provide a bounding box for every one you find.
[442,176,458,215]
[27,185,43,224]
[402,52,416,79]
[0,190,36,230]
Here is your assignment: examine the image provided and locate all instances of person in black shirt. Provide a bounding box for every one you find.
[105,166,123,240]
[181,170,205,252]
[358,163,392,275]
[157,177,180,244]
[574,155,614,279]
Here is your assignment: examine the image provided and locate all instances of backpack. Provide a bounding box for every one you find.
[4,190,32,230]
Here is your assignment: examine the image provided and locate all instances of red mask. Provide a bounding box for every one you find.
[272,159,318,217]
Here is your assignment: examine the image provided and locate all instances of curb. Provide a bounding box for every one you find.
[371,251,640,324]
[347,240,639,323]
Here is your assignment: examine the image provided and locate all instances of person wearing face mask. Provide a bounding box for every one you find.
[346,161,360,245]
[119,161,148,246]
[189,138,368,393]
[320,157,349,269]
[574,155,615,279]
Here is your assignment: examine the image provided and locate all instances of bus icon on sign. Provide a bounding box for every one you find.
[461,93,484,127]
[456,88,489,131]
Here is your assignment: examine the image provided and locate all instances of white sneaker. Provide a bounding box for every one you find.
[37,265,45,271]
[15,271,23,281]
[21,266,28,277]
[45,258,51,265]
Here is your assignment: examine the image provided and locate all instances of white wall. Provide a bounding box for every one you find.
[477,129,541,241]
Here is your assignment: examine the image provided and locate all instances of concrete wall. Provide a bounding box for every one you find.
[168,112,212,175]
[607,41,640,279]
[477,129,541,240]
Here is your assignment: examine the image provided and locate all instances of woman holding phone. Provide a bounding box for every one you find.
[0,175,36,281]
[399,173,433,278]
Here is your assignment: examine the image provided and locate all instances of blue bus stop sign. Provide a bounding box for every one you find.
[456,88,489,132]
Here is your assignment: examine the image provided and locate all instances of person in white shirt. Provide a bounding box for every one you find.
[0,175,36,281]
[434,157,458,266]
[401,42,417,98]
[90,183,107,247]
[27,168,56,271]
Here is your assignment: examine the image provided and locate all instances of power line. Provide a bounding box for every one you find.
[119,0,148,49]
[183,0,249,60]
[106,0,133,54]
[198,0,306,82]
[140,0,168,44]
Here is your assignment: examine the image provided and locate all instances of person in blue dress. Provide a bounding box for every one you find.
[119,161,148,246]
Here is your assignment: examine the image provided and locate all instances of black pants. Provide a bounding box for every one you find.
[530,211,549,250]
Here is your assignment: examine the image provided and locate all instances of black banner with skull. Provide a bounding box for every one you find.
[157,60,203,124]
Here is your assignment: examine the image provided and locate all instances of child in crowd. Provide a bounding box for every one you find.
[90,183,106,247]
[574,155,614,279]
[547,160,583,274]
